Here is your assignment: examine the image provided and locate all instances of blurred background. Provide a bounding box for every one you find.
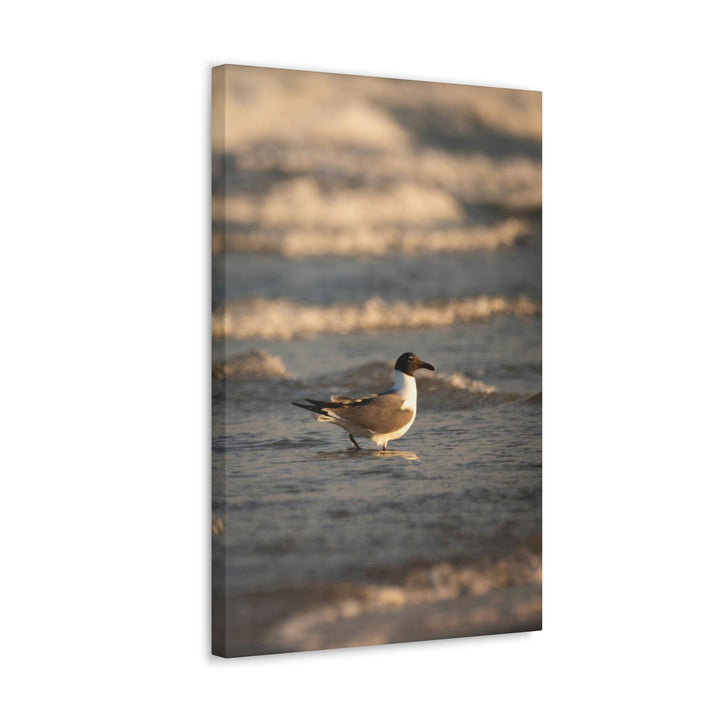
[212,65,540,261]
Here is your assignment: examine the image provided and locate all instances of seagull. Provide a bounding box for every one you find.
[292,352,436,450]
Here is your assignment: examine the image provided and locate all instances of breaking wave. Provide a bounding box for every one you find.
[213,66,541,154]
[218,218,531,256]
[213,356,538,410]
[323,363,525,410]
[264,544,541,652]
[216,177,463,229]
[223,148,541,209]
[213,67,542,262]
[225,358,532,410]
[212,295,540,340]
[211,349,290,379]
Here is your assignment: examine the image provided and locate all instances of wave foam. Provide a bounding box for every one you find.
[261,148,541,209]
[214,66,541,154]
[418,372,530,409]
[212,295,540,340]
[215,177,463,229]
[219,217,531,256]
[266,547,541,652]
[212,350,290,379]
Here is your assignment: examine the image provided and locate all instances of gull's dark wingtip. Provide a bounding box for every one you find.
[292,400,330,417]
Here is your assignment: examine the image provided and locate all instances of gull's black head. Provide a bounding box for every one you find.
[395,352,436,377]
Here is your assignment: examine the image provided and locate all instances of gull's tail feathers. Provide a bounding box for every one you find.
[291,399,350,426]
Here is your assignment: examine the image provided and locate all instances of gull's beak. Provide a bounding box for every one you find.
[421,361,436,372]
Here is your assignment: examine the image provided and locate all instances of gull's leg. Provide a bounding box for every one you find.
[382,442,387,451]
[349,434,361,450]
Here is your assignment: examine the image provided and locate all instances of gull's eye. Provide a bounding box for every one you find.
[408,355,414,361]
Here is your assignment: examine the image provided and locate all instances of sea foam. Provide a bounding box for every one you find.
[265,546,541,652]
[212,349,290,379]
[212,295,540,340]
[217,218,531,256]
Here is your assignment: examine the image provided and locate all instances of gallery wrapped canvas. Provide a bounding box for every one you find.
[212,65,541,657]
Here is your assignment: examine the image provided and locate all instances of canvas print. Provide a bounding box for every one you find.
[212,65,541,657]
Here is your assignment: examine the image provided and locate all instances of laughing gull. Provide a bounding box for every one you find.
[292,352,436,450]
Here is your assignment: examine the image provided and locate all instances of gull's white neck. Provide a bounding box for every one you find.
[392,370,417,410]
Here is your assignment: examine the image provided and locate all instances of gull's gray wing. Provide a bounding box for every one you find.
[328,392,413,434]
[329,394,377,404]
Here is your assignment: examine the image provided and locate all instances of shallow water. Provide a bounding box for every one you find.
[215,387,540,593]
[212,66,541,656]
[212,313,541,654]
